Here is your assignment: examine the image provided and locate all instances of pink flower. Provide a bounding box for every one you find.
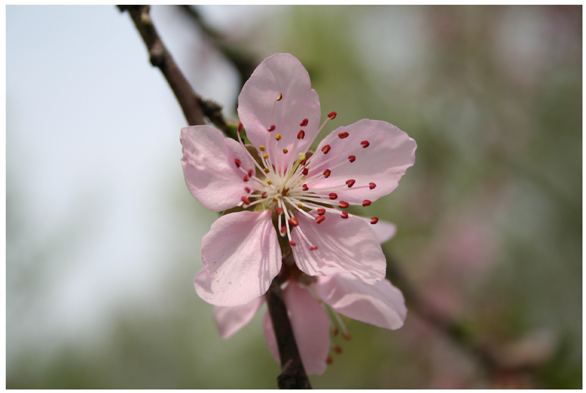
[181,53,416,307]
[214,220,406,375]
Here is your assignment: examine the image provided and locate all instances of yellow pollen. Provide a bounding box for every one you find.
[264,168,270,173]
[259,145,266,152]
[276,93,282,101]
[263,153,269,159]
[297,203,303,208]
[273,196,279,202]
[283,148,289,154]
[267,180,273,185]
[275,134,282,141]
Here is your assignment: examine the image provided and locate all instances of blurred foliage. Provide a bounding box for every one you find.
[7,5,581,388]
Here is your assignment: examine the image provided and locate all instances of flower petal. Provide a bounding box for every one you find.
[317,273,407,330]
[291,212,386,284]
[213,296,265,339]
[356,216,397,244]
[263,281,330,375]
[306,119,417,205]
[238,53,321,166]
[194,210,281,307]
[181,125,256,212]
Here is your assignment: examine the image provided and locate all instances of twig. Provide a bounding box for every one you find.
[118,5,306,388]
[265,274,312,389]
[117,5,233,137]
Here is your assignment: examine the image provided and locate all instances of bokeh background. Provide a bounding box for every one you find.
[6,5,582,388]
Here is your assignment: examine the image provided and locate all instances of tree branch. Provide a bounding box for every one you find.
[265,274,312,389]
[117,5,234,138]
[119,5,306,388]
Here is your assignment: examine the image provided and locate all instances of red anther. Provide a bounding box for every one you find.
[371,217,379,224]
[361,140,370,148]
[237,122,243,132]
[302,184,308,191]
[326,355,333,364]
[343,332,351,340]
[248,169,254,177]
[275,207,284,215]
[244,187,251,193]
[341,211,349,219]
[300,159,307,166]
[243,174,249,182]
[333,346,343,354]
[329,193,338,200]
[280,226,287,235]
[241,196,250,205]
[362,200,372,207]
[276,93,283,101]
[332,327,339,336]
[289,240,296,246]
[328,111,337,120]
[261,192,268,199]
[289,217,299,227]
[346,179,356,188]
[317,208,326,216]
[339,201,349,208]
[234,158,241,168]
[315,216,326,224]
[302,168,309,176]
[300,118,308,127]
[310,245,318,251]
[338,131,349,139]
[348,155,356,163]
[267,125,276,132]
[297,130,305,139]
[322,144,331,154]
[369,182,376,190]
[323,169,331,178]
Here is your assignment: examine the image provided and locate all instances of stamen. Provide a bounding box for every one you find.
[244,187,251,193]
[289,217,299,227]
[332,327,339,336]
[328,111,337,120]
[267,180,273,185]
[237,122,243,132]
[273,196,279,202]
[333,346,343,354]
[248,169,254,177]
[243,174,249,182]
[329,193,338,200]
[323,169,331,178]
[369,182,376,189]
[317,208,326,216]
[343,332,352,340]
[289,240,296,246]
[338,131,349,139]
[268,125,276,132]
[241,196,250,205]
[262,192,268,199]
[362,200,372,207]
[315,216,326,224]
[264,168,270,173]
[234,158,241,168]
[283,148,288,154]
[297,203,303,208]
[297,130,305,139]
[346,179,355,188]
[280,226,287,235]
[348,155,356,163]
[300,119,308,127]
[276,93,282,101]
[302,184,308,191]
[310,245,318,251]
[259,146,266,152]
[361,140,370,148]
[275,207,284,214]
[302,168,309,176]
[341,211,349,219]
[275,134,282,141]
[339,201,349,208]
[326,356,333,364]
[371,217,379,224]
[322,145,331,154]
[263,153,269,159]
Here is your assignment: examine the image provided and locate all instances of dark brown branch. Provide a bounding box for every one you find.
[265,275,312,389]
[117,5,233,137]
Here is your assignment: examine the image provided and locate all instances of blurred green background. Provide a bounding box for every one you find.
[7,5,581,388]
